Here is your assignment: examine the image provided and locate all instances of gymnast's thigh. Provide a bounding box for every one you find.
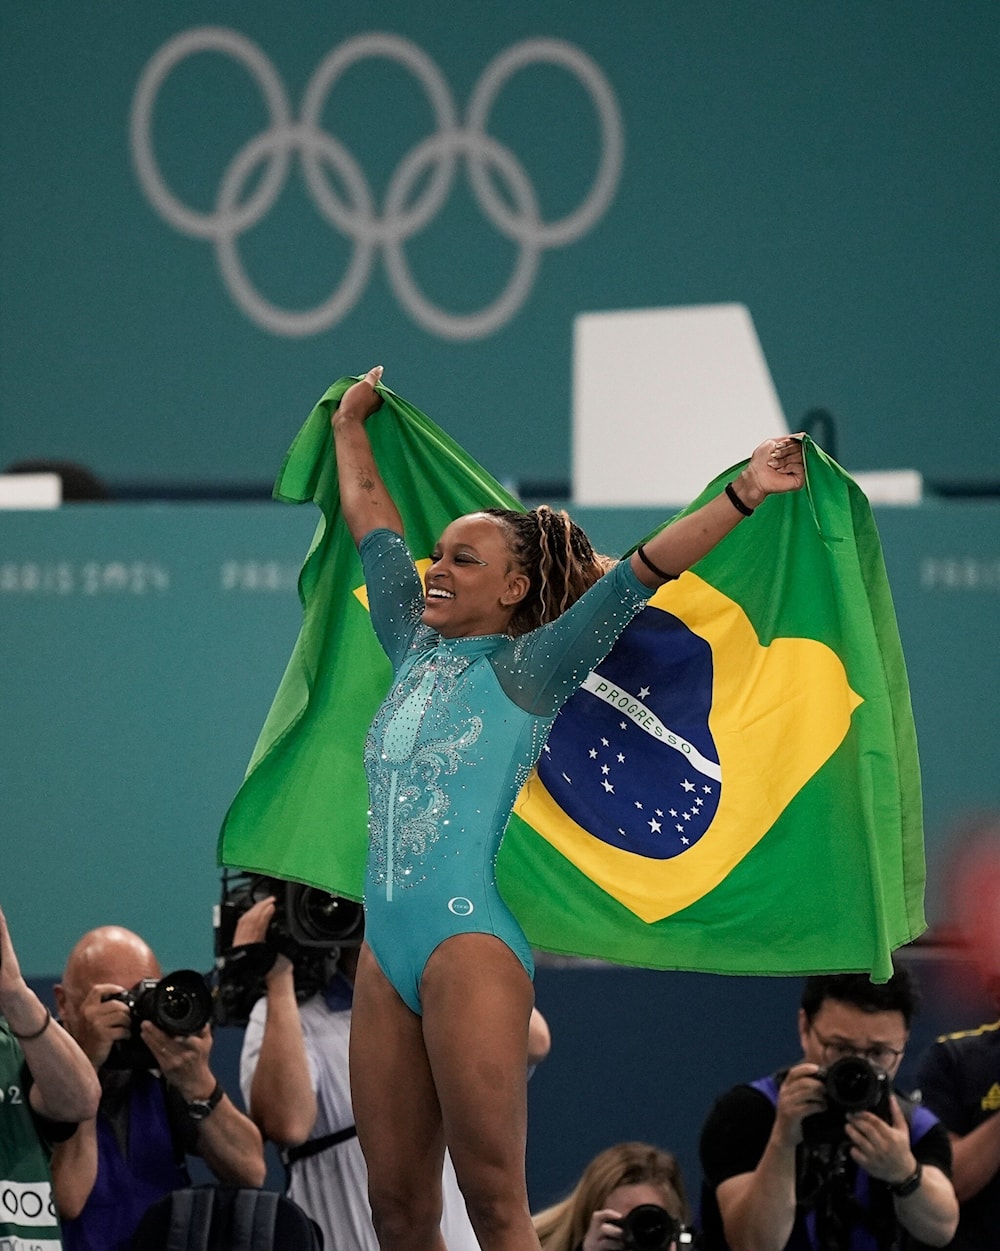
[419,934,535,1199]
[349,945,446,1200]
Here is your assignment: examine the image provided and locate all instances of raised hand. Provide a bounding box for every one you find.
[336,365,385,424]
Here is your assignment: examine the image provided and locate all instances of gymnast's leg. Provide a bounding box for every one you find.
[350,942,448,1251]
[421,933,540,1251]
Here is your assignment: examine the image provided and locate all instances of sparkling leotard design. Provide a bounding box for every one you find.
[360,529,652,1012]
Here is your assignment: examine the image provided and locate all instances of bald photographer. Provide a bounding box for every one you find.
[50,924,264,1251]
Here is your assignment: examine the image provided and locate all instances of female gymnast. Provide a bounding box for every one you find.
[334,366,804,1251]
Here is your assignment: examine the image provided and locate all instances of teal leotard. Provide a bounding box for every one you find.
[360,528,652,1013]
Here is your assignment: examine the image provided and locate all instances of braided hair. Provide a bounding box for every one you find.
[481,505,612,637]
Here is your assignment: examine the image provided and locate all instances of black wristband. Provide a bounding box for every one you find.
[635,545,676,582]
[890,1162,923,1197]
[725,481,755,517]
[8,1006,51,1041]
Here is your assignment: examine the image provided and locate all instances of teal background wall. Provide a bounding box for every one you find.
[1,1,998,488]
[4,499,998,977]
[7,498,999,1207]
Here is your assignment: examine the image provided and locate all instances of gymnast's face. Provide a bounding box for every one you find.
[422,514,529,638]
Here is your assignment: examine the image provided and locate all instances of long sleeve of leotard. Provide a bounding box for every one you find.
[493,558,653,718]
[359,528,653,717]
[358,529,425,672]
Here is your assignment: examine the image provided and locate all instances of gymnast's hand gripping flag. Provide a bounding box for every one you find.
[218,377,926,980]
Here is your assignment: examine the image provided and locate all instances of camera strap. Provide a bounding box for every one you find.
[282,1125,358,1168]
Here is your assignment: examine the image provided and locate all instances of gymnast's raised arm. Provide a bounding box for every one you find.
[628,435,806,588]
[330,365,404,546]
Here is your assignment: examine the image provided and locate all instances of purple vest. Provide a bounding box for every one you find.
[749,1073,938,1251]
[61,1071,189,1251]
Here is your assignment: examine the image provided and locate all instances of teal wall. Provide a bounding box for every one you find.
[1,2,998,488]
[4,500,998,977]
[5,499,999,1204]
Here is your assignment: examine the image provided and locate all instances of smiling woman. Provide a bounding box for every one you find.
[420,514,531,638]
[329,365,804,1251]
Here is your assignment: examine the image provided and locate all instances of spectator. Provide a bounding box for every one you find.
[699,967,958,1250]
[50,925,265,1251]
[533,1141,689,1251]
[916,985,1000,1250]
[1,903,101,1249]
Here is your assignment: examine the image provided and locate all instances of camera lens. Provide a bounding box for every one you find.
[824,1055,882,1112]
[620,1204,678,1251]
[149,970,213,1036]
[286,885,365,947]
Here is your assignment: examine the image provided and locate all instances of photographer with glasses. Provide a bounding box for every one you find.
[698,968,958,1251]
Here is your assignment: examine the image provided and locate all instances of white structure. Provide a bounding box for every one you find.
[573,304,789,507]
[0,473,62,509]
[572,302,922,506]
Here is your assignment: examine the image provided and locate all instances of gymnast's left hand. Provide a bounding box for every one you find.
[742,434,806,499]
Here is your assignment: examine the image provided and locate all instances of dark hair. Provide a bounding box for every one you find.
[481,505,610,636]
[800,964,921,1028]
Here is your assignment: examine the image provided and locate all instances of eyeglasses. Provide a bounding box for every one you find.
[811,1027,905,1070]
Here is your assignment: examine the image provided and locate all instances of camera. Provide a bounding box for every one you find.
[615,1204,680,1251]
[823,1055,890,1114]
[102,969,213,1069]
[212,870,364,1027]
[802,1055,892,1144]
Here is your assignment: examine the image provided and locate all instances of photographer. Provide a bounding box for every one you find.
[1,902,101,1249]
[916,987,1000,1250]
[698,968,958,1251]
[234,893,551,1251]
[533,1141,689,1251]
[50,925,265,1251]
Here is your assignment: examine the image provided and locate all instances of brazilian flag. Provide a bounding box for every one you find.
[219,378,924,981]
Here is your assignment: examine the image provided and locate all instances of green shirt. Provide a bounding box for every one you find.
[1,1019,64,1249]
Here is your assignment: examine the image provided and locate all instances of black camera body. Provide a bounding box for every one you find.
[102,969,213,1069]
[213,871,365,1027]
[615,1204,680,1251]
[803,1055,892,1144]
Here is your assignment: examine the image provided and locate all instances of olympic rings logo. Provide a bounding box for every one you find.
[130,28,624,340]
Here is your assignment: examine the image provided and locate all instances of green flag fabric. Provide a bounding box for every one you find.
[219,380,925,981]
[219,378,520,894]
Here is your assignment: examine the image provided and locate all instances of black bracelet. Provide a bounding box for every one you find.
[8,1006,51,1041]
[725,481,755,517]
[635,545,676,582]
[890,1163,923,1197]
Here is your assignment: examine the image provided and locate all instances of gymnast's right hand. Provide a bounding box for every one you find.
[336,365,385,424]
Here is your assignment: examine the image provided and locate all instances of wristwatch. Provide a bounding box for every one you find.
[184,1081,223,1122]
[890,1162,923,1197]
